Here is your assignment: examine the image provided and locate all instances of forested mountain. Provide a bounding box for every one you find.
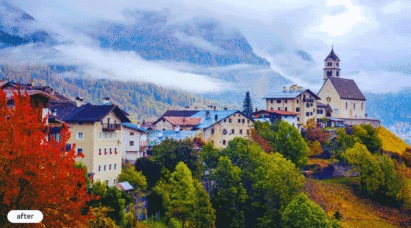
[0,65,216,121]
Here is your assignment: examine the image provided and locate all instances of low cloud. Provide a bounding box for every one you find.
[346,71,411,94]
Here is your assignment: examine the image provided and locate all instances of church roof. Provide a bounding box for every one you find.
[328,77,366,101]
[325,48,340,61]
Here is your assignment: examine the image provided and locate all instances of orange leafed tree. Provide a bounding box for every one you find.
[0,88,93,227]
[248,127,272,153]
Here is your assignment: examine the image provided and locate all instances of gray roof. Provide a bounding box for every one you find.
[62,103,131,123]
[263,89,320,100]
[325,48,340,61]
[191,110,254,130]
[117,182,134,191]
[328,77,366,101]
[122,123,149,132]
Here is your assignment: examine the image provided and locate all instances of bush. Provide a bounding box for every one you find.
[308,140,323,156]
[281,193,329,228]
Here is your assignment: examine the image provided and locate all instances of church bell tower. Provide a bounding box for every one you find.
[323,46,341,83]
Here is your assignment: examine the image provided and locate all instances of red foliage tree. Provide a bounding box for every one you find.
[248,127,273,153]
[0,88,93,227]
[304,119,330,144]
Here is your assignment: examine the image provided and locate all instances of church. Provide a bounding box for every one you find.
[317,47,367,119]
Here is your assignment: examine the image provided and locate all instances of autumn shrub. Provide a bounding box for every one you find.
[0,88,93,227]
[308,140,323,156]
[402,148,411,167]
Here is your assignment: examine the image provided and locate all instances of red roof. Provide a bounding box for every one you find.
[252,110,299,118]
[163,116,202,126]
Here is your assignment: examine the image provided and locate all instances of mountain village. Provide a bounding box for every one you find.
[3,48,411,227]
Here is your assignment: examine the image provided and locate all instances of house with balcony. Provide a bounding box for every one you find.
[121,123,149,163]
[61,102,131,186]
[263,85,320,128]
[251,109,299,129]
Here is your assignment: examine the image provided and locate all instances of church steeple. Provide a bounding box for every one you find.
[323,46,341,83]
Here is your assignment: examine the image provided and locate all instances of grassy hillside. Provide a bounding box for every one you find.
[0,65,220,122]
[377,126,411,155]
[304,177,411,228]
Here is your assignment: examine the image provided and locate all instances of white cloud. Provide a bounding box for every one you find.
[174,31,228,55]
[53,44,228,93]
[381,1,410,14]
[346,71,411,94]
[318,0,367,37]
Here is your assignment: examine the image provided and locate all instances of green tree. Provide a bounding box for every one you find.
[281,193,329,228]
[379,155,403,202]
[86,206,119,228]
[255,153,305,228]
[152,138,201,179]
[118,164,147,190]
[211,156,247,228]
[134,156,161,188]
[193,180,216,228]
[274,121,309,169]
[353,124,382,154]
[336,128,360,150]
[88,182,132,227]
[73,162,91,191]
[242,91,253,116]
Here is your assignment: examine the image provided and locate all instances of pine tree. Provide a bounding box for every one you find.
[242,91,253,116]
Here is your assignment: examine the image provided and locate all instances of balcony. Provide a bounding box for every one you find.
[102,123,121,131]
[303,98,314,102]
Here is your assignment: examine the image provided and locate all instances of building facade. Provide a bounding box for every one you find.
[121,123,149,163]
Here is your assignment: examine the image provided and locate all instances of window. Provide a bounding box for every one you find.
[106,180,109,185]
[297,99,299,104]
[211,129,215,135]
[110,133,113,140]
[114,163,117,170]
[317,110,320,114]
[310,112,313,116]
[104,148,107,155]
[99,148,102,156]
[223,129,227,135]
[104,165,107,172]
[163,119,165,122]
[296,108,300,112]
[105,132,108,140]
[130,141,134,146]
[77,148,83,154]
[336,71,339,76]
[99,132,102,140]
[354,103,356,110]
[110,148,112,155]
[78,122,83,126]
[242,119,245,123]
[115,148,118,154]
[130,132,134,136]
[114,132,118,139]
[114,179,117,184]
[311,103,313,107]
[223,140,226,145]
[297,117,300,121]
[336,62,339,67]
[224,119,226,122]
[361,102,364,110]
[277,99,281,103]
[109,164,112,171]
[271,100,273,104]
[232,129,235,134]
[98,165,101,173]
[77,132,84,140]
[238,119,241,123]
[278,107,281,110]
[240,130,243,134]
[313,108,315,112]
[327,71,332,76]
[346,102,348,110]
[306,112,309,116]
[284,115,288,118]
[229,119,232,123]
[285,99,287,103]
[247,129,250,134]
[306,103,310,108]
[285,107,287,111]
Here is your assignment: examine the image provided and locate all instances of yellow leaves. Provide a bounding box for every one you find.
[377,126,409,155]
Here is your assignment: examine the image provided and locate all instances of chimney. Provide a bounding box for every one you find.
[206,111,210,119]
[213,106,216,111]
[297,86,303,91]
[75,96,84,107]
[224,107,227,111]
[175,125,180,132]
[158,130,163,138]
[103,97,110,104]
[215,114,218,121]
[283,87,286,92]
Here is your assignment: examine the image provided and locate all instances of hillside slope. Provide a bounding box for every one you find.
[377,126,411,155]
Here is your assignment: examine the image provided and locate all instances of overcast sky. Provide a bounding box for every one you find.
[6,0,411,94]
